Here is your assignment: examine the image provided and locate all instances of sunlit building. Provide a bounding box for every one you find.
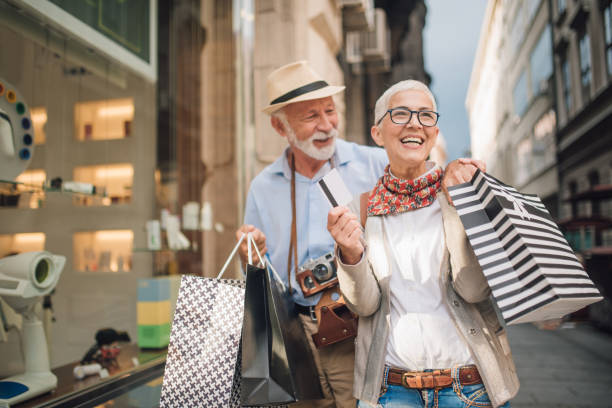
[552,0,612,249]
[468,0,612,330]
[551,0,612,329]
[466,0,558,216]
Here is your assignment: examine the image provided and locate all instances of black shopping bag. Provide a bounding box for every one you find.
[448,169,602,324]
[241,261,323,405]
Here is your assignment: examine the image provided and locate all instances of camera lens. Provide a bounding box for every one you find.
[35,258,49,284]
[313,264,331,281]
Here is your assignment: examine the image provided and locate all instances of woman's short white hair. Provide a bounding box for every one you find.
[373,80,437,126]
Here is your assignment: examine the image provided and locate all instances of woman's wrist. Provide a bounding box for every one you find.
[338,245,363,265]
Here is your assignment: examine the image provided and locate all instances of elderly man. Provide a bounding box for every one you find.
[326,79,519,407]
[236,61,388,407]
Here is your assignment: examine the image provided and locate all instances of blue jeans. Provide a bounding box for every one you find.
[357,369,511,408]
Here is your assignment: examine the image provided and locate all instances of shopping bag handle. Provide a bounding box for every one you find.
[217,233,247,279]
[497,187,532,220]
[247,235,287,292]
[265,253,286,292]
[216,232,268,279]
[247,232,266,266]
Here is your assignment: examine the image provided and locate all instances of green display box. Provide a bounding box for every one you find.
[138,323,171,349]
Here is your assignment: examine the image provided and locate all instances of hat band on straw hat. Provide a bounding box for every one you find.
[270,80,329,105]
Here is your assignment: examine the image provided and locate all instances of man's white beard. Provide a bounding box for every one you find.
[284,124,338,161]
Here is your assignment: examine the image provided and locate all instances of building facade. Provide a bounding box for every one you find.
[552,0,612,249]
[551,0,612,328]
[467,0,612,328]
[344,0,430,145]
[467,0,558,216]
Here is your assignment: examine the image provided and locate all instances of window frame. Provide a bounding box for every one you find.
[561,52,572,115]
[513,70,529,119]
[578,27,592,100]
[604,1,612,76]
[530,25,553,98]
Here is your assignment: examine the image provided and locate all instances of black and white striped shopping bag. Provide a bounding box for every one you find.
[448,170,602,324]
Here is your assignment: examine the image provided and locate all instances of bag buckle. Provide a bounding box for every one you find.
[309,306,317,322]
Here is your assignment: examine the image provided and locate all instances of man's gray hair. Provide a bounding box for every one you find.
[373,80,437,126]
[271,108,290,132]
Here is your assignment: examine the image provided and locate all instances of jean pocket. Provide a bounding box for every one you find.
[378,384,389,398]
[453,383,493,407]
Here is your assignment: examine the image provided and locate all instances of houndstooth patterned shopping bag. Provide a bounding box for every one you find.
[160,276,245,407]
[160,233,287,407]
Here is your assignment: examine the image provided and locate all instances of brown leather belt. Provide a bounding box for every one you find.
[387,365,482,389]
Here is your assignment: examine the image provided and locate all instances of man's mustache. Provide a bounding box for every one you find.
[311,129,338,141]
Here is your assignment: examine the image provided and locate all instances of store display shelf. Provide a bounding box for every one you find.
[133,247,196,253]
[0,179,105,196]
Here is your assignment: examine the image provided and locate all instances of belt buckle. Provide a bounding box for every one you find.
[402,372,436,389]
[401,372,418,389]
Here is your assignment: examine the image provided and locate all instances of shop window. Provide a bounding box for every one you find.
[579,29,592,100]
[72,163,133,206]
[0,232,45,257]
[14,169,46,209]
[530,25,552,97]
[74,98,134,141]
[564,229,593,251]
[577,179,590,217]
[604,2,612,76]
[513,71,528,119]
[73,230,133,272]
[30,107,47,145]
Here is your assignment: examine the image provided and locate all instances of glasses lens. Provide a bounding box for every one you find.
[418,111,437,126]
[390,109,411,124]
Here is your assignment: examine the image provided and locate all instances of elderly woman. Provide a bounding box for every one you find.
[327,80,519,408]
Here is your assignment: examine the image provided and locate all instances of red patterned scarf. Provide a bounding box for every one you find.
[367,164,444,216]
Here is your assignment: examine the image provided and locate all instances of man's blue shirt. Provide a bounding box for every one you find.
[243,138,388,306]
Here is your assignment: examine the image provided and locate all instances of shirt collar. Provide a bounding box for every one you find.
[268,138,355,180]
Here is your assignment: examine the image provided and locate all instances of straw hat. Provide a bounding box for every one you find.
[262,61,345,114]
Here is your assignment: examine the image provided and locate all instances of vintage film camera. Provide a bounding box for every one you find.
[296,252,338,297]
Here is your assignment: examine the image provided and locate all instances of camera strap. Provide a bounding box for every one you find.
[287,153,298,294]
[287,152,335,294]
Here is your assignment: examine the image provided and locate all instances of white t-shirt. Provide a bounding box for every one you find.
[383,174,474,370]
